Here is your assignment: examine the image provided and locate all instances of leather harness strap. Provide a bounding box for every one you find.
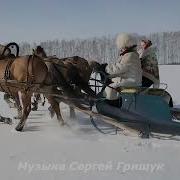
[26,55,35,85]
[4,55,35,86]
[4,59,14,80]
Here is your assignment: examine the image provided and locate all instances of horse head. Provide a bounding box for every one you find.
[33,46,47,58]
[88,61,108,73]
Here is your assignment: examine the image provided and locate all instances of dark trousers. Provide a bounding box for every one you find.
[105,98,122,107]
[142,76,153,88]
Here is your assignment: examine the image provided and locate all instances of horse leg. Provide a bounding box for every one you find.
[4,93,15,108]
[31,93,38,111]
[46,96,64,126]
[47,101,76,119]
[13,92,22,119]
[42,95,46,106]
[48,105,55,118]
[69,106,76,119]
[4,91,22,119]
[15,92,32,131]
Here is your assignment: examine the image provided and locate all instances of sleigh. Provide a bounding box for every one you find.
[96,87,180,137]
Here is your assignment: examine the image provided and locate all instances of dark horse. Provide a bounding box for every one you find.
[33,46,99,118]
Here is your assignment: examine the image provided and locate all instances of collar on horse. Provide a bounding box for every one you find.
[120,45,137,56]
[4,55,35,84]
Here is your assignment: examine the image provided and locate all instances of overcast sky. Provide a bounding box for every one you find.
[0,0,180,43]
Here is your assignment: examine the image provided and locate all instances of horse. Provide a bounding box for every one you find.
[0,43,73,131]
[33,46,98,118]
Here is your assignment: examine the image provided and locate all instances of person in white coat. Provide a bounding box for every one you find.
[104,33,142,101]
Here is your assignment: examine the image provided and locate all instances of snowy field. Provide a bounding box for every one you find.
[0,65,180,180]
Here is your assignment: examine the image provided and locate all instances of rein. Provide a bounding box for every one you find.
[4,59,14,80]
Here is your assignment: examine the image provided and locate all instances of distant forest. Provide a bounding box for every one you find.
[17,31,180,65]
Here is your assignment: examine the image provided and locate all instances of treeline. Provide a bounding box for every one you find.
[18,31,180,64]
[149,31,180,64]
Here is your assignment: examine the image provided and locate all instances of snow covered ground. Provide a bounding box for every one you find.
[0,65,180,180]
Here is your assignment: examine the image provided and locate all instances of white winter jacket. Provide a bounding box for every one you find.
[104,51,142,100]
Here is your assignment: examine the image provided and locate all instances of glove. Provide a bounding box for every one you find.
[106,78,113,85]
[99,63,108,72]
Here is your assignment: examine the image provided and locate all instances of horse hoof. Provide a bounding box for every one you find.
[31,107,38,111]
[59,121,65,126]
[139,131,150,139]
[48,107,55,118]
[4,118,13,125]
[15,124,24,131]
[8,102,16,109]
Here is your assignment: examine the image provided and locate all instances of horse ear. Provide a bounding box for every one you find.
[37,46,42,50]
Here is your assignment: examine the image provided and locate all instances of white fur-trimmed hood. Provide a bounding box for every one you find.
[116,33,137,49]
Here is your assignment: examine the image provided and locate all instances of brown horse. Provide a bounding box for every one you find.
[0,43,71,131]
[33,46,96,95]
[33,46,98,118]
[0,56,48,131]
[1,43,23,118]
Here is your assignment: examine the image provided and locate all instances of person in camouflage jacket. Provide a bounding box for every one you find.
[138,40,160,88]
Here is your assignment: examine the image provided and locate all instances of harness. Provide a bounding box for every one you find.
[4,59,14,80]
[26,55,35,84]
[3,55,34,83]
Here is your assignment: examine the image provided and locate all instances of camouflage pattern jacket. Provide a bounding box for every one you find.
[138,46,160,88]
